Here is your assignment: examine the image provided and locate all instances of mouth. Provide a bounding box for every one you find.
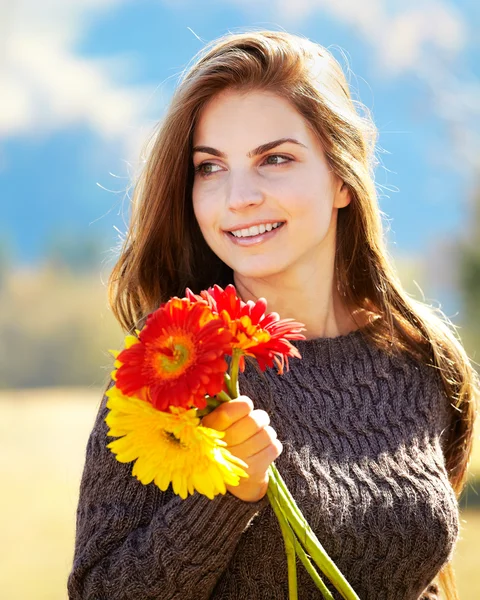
[226,221,286,238]
[224,221,286,246]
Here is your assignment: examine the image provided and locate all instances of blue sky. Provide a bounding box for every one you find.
[2,0,479,305]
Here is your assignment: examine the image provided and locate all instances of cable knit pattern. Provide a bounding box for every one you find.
[68,329,459,599]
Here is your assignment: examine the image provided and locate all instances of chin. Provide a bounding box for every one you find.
[230,260,287,281]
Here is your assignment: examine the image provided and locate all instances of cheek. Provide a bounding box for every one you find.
[286,187,333,222]
[192,187,208,225]
[286,191,336,245]
[278,165,334,208]
[192,190,219,242]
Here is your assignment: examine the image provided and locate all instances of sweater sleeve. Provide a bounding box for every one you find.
[418,582,440,599]
[67,386,269,600]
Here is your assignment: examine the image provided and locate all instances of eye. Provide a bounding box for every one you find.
[263,154,292,166]
[194,154,293,178]
[195,162,224,177]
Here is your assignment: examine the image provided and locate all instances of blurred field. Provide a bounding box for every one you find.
[469,423,480,475]
[0,388,103,600]
[1,388,479,600]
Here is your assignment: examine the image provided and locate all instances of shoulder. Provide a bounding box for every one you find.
[389,349,454,447]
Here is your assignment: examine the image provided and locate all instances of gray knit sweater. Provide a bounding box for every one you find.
[68,329,459,599]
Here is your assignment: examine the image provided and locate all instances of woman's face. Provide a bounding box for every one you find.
[191,89,350,282]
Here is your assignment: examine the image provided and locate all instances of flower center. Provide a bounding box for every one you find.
[149,333,196,379]
[232,316,271,351]
[162,430,185,448]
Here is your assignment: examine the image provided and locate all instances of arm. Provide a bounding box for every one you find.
[67,388,269,600]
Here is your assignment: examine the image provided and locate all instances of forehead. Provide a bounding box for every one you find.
[193,89,311,146]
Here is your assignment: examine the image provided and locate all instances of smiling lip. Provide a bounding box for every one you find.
[225,222,285,246]
[224,220,285,233]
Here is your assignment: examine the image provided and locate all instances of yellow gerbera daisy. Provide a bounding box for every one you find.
[104,386,249,500]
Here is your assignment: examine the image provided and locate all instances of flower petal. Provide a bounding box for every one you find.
[105,389,248,499]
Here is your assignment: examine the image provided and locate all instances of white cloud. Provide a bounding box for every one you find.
[248,0,466,73]
[1,0,477,172]
[0,0,156,159]
[225,0,479,170]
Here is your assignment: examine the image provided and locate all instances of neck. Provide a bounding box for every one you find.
[233,259,360,341]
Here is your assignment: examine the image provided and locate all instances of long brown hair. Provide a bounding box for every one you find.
[108,30,478,598]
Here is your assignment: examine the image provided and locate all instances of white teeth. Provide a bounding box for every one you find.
[230,222,283,238]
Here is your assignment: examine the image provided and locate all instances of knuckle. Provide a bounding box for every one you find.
[227,397,254,422]
[249,440,282,476]
[250,428,270,452]
[251,409,270,428]
[202,404,230,430]
[274,439,283,457]
[264,425,277,441]
[236,395,254,411]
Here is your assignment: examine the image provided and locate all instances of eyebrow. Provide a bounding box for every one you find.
[192,137,308,159]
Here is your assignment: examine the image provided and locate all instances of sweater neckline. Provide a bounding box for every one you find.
[291,327,372,367]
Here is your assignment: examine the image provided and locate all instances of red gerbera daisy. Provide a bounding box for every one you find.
[114,297,233,411]
[186,284,306,374]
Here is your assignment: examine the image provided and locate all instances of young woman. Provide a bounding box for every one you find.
[68,30,478,599]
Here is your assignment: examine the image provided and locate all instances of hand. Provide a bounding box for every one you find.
[201,396,283,502]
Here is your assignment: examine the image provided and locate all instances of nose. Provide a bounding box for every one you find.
[226,171,265,212]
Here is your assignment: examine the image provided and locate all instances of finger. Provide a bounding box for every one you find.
[243,439,283,479]
[201,396,253,431]
[226,425,278,460]
[222,410,271,447]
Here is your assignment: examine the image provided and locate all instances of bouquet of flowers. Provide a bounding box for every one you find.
[105,284,359,600]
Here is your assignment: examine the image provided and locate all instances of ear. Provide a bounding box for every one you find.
[333,180,352,209]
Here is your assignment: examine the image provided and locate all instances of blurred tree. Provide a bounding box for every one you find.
[0,234,15,290]
[0,267,123,388]
[44,230,106,273]
[457,181,480,365]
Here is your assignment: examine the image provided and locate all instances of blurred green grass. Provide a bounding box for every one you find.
[0,388,478,599]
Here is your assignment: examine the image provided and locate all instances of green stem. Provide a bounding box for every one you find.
[267,487,298,600]
[270,463,305,521]
[268,465,360,600]
[225,348,356,599]
[268,487,333,600]
[216,389,232,403]
[229,348,242,399]
[291,531,334,599]
[196,398,217,418]
[224,372,234,399]
[196,390,232,418]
